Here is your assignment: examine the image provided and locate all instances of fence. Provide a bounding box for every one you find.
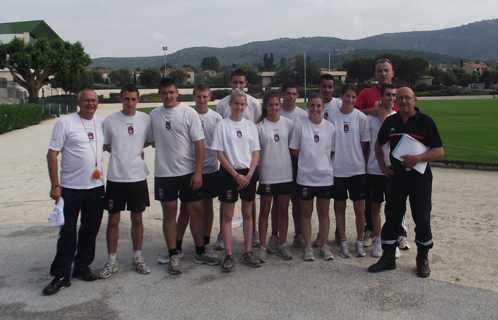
[29,96,77,116]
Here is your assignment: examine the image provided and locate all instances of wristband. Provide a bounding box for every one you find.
[51,185,60,189]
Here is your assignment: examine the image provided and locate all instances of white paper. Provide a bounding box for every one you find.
[48,197,65,227]
[391,134,429,174]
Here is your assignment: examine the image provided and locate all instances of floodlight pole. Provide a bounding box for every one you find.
[304,52,307,103]
[163,46,168,78]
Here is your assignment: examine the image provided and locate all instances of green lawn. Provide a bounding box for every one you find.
[138,99,498,165]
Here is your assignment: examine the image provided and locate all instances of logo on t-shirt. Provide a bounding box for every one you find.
[227,190,232,200]
[314,134,319,143]
[265,184,271,193]
[390,127,395,133]
[274,133,280,142]
[302,187,308,197]
[236,130,242,138]
[165,121,171,130]
[128,126,134,135]
[108,199,114,209]
[343,122,349,133]
[324,112,329,120]
[88,132,94,140]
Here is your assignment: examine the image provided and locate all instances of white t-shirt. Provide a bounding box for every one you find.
[366,111,395,175]
[331,108,370,178]
[49,113,104,189]
[257,117,293,184]
[289,118,335,186]
[280,106,308,124]
[210,117,260,170]
[149,103,205,177]
[198,109,222,174]
[103,111,151,182]
[321,98,342,123]
[215,94,262,123]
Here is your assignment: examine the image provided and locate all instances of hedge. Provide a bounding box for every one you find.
[0,104,42,134]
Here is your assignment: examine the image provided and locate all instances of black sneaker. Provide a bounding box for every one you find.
[72,266,98,281]
[42,276,71,295]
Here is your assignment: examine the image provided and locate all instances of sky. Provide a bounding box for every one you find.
[2,0,498,59]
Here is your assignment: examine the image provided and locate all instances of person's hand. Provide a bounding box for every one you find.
[50,186,61,204]
[190,172,203,191]
[380,164,394,177]
[235,174,250,190]
[400,154,420,169]
[378,106,388,123]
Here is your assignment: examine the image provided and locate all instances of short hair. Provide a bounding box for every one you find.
[120,84,140,97]
[341,83,359,96]
[379,84,395,96]
[230,68,246,80]
[258,91,280,123]
[282,81,298,94]
[158,78,177,90]
[77,89,97,100]
[307,93,324,105]
[229,88,247,103]
[375,58,393,70]
[319,74,335,87]
[193,82,211,95]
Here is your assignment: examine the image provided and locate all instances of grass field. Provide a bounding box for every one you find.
[138,98,498,166]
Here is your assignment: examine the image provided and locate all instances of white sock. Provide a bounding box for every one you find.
[133,250,142,262]
[108,253,116,263]
[375,236,381,243]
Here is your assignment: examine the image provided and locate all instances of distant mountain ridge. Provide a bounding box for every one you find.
[90,19,498,70]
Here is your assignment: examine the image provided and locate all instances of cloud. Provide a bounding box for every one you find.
[229,30,245,38]
[152,32,166,40]
[351,16,363,30]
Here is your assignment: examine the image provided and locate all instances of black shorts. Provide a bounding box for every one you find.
[334,174,367,201]
[296,184,334,200]
[104,180,150,213]
[367,174,387,203]
[218,167,257,203]
[155,174,203,203]
[257,181,294,196]
[202,171,220,199]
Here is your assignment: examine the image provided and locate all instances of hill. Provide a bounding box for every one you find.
[89,19,498,70]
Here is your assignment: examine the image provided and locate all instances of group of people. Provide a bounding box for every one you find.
[42,58,444,296]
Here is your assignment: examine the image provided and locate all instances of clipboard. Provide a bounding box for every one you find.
[391,134,428,174]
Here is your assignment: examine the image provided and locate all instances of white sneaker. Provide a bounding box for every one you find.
[339,239,351,258]
[356,240,366,257]
[132,259,150,274]
[311,234,321,248]
[213,233,225,250]
[99,260,118,279]
[363,230,375,247]
[267,234,279,253]
[157,252,169,264]
[320,245,334,261]
[277,243,293,260]
[204,244,218,258]
[177,250,185,260]
[292,234,306,251]
[372,243,383,258]
[398,236,411,250]
[254,246,268,263]
[395,246,401,259]
[304,244,315,261]
[252,230,260,247]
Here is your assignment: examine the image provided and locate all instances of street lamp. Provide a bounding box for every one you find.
[162,46,168,78]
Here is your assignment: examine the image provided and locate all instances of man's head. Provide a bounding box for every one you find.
[229,69,248,91]
[77,89,98,120]
[119,84,140,115]
[281,81,299,109]
[318,74,335,103]
[374,58,394,87]
[395,87,417,115]
[379,84,396,111]
[158,78,179,108]
[193,82,211,110]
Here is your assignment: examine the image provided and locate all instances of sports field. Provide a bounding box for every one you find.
[138,98,498,166]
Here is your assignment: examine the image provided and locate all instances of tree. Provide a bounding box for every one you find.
[0,37,91,101]
[441,70,457,86]
[400,58,429,86]
[91,69,103,83]
[138,67,162,88]
[259,53,276,72]
[108,69,131,86]
[169,69,188,84]
[237,64,260,85]
[294,54,321,85]
[274,67,296,85]
[51,69,93,96]
[428,65,445,84]
[200,56,220,72]
[279,57,287,70]
[342,57,374,85]
[480,69,494,88]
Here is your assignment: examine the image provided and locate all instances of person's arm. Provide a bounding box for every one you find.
[400,147,444,169]
[359,106,378,117]
[290,148,299,159]
[375,141,393,177]
[190,139,204,191]
[47,149,61,203]
[361,141,369,165]
[104,144,111,153]
[245,150,259,181]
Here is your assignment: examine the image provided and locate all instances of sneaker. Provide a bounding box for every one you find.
[311,234,321,248]
[356,240,366,257]
[42,276,71,295]
[395,246,401,259]
[339,240,351,258]
[99,261,119,279]
[204,244,218,258]
[240,252,261,268]
[177,250,185,260]
[72,266,98,281]
[372,243,383,258]
[267,234,279,253]
[398,236,411,250]
[277,243,293,260]
[168,255,182,275]
[131,259,150,274]
[214,233,225,250]
[292,234,306,251]
[157,252,170,264]
[304,244,315,261]
[194,252,221,266]
[221,255,235,272]
[252,230,260,247]
[363,230,375,247]
[254,246,268,263]
[320,245,334,261]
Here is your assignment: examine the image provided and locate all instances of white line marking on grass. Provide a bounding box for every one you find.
[444,144,498,153]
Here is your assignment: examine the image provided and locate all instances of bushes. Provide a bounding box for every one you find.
[0,104,42,134]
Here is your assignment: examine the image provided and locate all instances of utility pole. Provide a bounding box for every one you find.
[162,46,168,78]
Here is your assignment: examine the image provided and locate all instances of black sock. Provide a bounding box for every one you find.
[196,246,205,256]
[176,240,183,251]
[204,236,210,245]
[271,230,278,237]
[168,249,178,257]
[295,229,302,236]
